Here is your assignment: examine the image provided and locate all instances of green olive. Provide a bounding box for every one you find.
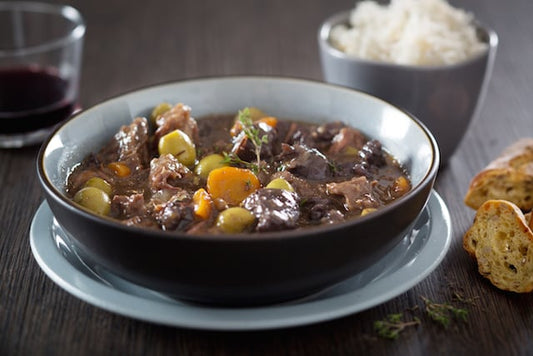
[216,207,256,233]
[83,177,112,196]
[73,187,111,216]
[150,102,172,124]
[194,153,228,179]
[158,129,196,166]
[266,178,294,192]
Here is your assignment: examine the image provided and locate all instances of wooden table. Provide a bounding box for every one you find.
[2,0,532,354]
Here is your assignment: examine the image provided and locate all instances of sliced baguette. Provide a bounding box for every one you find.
[463,200,533,293]
[464,138,533,211]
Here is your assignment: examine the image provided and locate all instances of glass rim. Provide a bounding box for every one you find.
[0,2,85,57]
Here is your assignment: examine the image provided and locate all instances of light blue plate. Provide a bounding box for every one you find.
[30,190,451,331]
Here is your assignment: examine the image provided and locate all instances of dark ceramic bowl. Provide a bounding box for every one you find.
[37,77,439,306]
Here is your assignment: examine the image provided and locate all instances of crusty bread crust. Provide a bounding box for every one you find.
[464,138,533,211]
[463,200,533,293]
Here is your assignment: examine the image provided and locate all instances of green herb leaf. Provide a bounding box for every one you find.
[374,313,420,340]
[421,296,468,328]
[222,152,260,174]
[237,107,268,169]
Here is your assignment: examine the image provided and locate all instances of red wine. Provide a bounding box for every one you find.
[0,66,76,134]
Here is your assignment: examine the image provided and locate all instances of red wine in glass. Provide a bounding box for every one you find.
[0,66,76,135]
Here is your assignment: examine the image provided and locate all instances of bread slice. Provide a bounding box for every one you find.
[463,200,533,293]
[464,138,533,211]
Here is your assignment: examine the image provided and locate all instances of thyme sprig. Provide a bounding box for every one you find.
[452,291,480,306]
[221,152,261,174]
[421,296,468,329]
[237,108,269,169]
[374,313,421,340]
[372,292,475,340]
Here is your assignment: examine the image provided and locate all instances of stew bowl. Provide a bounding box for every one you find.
[37,76,439,305]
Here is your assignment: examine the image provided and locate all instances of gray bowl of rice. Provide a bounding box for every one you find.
[318,0,498,163]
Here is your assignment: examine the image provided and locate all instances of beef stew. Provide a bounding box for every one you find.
[66,104,411,234]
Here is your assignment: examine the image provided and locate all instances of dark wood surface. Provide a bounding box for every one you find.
[1,0,532,355]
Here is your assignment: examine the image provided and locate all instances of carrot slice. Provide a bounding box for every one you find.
[392,176,410,197]
[107,162,131,177]
[257,116,278,129]
[206,167,261,206]
[193,188,213,220]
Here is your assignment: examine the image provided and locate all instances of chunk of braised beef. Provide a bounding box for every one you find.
[96,117,151,170]
[278,144,333,180]
[154,103,199,144]
[271,170,323,200]
[306,197,333,221]
[334,161,372,178]
[300,197,344,224]
[279,122,316,147]
[153,194,195,231]
[326,176,379,212]
[321,209,345,224]
[289,126,313,147]
[311,121,345,148]
[231,123,279,162]
[242,188,300,232]
[358,139,386,167]
[274,120,291,143]
[328,127,366,155]
[351,163,372,177]
[149,154,194,194]
[333,139,386,178]
[111,193,146,219]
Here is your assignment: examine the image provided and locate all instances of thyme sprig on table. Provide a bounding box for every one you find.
[452,291,480,306]
[421,296,468,329]
[373,292,474,340]
[374,313,421,340]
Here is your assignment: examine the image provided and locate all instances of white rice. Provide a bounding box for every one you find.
[329,0,488,66]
